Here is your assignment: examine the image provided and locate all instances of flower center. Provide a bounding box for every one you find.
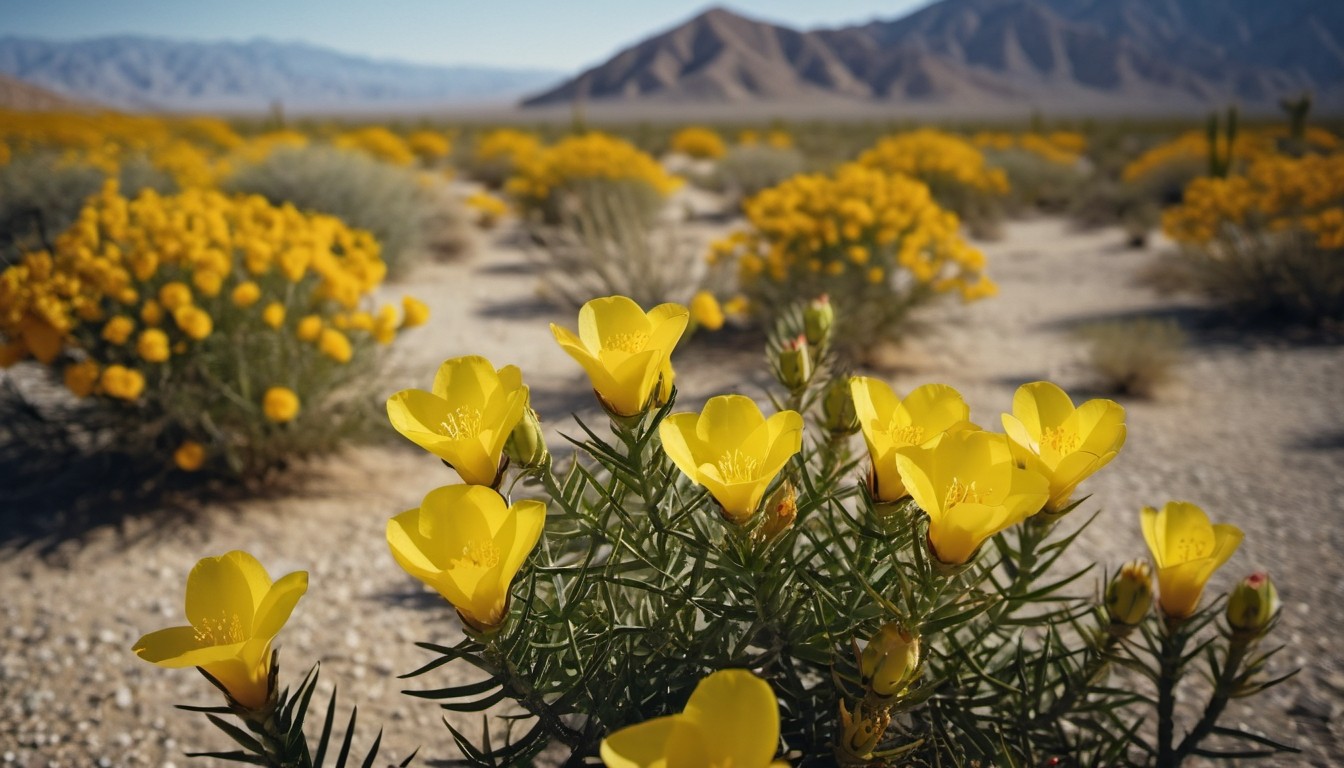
[194,613,244,645]
[1040,425,1079,455]
[1174,535,1209,563]
[716,449,759,483]
[887,422,924,446]
[438,406,483,440]
[601,332,648,354]
[454,540,500,570]
[944,478,986,509]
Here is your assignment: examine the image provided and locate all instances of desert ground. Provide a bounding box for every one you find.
[1,201,1342,766]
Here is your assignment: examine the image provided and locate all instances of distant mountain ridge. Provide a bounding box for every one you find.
[523,0,1344,112]
[0,35,563,112]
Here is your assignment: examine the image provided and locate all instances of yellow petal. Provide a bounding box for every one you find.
[1073,399,1127,455]
[386,508,444,577]
[601,715,687,768]
[902,383,971,434]
[697,395,766,450]
[660,414,704,483]
[386,389,455,456]
[851,376,898,455]
[579,295,650,352]
[1012,381,1075,440]
[185,552,268,636]
[1209,524,1244,570]
[133,626,241,667]
[894,445,939,515]
[251,571,308,641]
[929,502,1012,564]
[1152,501,1216,566]
[431,355,499,406]
[681,669,780,768]
[502,499,547,577]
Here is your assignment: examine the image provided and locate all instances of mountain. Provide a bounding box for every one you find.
[0,36,563,113]
[522,1,1344,112]
[0,73,93,111]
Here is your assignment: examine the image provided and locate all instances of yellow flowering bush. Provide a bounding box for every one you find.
[709,163,994,358]
[857,129,1009,231]
[668,125,727,159]
[0,181,426,477]
[405,129,453,165]
[332,125,416,166]
[466,127,543,188]
[1161,151,1344,325]
[506,131,683,224]
[465,190,510,228]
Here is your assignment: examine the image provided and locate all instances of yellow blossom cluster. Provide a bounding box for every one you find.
[738,129,794,149]
[0,182,426,412]
[1163,152,1344,249]
[1120,127,1340,185]
[332,126,417,166]
[505,131,683,213]
[972,131,1087,165]
[405,130,453,164]
[669,126,727,159]
[468,128,542,184]
[709,163,994,302]
[858,129,1010,197]
[465,190,510,228]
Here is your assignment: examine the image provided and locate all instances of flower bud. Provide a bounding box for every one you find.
[776,335,813,391]
[803,294,834,348]
[504,407,548,469]
[822,376,860,437]
[837,699,890,762]
[753,482,797,545]
[1105,560,1153,630]
[859,623,920,701]
[1226,571,1279,637]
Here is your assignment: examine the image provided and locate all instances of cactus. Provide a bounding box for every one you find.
[1279,92,1312,156]
[1206,105,1238,178]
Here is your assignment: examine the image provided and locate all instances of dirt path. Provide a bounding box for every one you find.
[2,217,1341,766]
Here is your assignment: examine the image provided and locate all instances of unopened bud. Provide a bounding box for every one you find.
[837,699,890,762]
[776,335,813,391]
[504,407,549,469]
[803,294,834,348]
[653,360,675,409]
[753,482,797,545]
[1105,560,1153,630]
[859,623,920,701]
[1226,571,1279,637]
[822,376,860,437]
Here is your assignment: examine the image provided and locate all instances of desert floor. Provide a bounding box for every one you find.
[1,211,1342,767]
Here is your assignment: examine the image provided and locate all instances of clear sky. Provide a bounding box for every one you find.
[0,0,933,71]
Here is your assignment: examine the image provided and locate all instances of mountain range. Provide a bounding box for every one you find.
[523,0,1344,112]
[0,36,562,112]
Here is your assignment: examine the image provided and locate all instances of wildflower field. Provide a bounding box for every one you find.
[1,107,1342,767]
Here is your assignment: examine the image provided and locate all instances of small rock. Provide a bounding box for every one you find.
[114,686,132,710]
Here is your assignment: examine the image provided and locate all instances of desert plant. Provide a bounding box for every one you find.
[709,163,994,363]
[465,128,543,188]
[332,125,417,166]
[857,129,1010,236]
[0,182,429,479]
[986,147,1088,214]
[716,144,808,202]
[668,125,727,159]
[1162,152,1344,327]
[224,145,453,278]
[1078,318,1187,397]
[506,132,682,226]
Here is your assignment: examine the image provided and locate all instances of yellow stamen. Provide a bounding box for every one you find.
[193,614,244,645]
[944,478,986,509]
[454,540,500,569]
[1174,536,1209,562]
[717,449,759,483]
[602,332,649,354]
[887,422,924,446]
[438,406,483,440]
[1041,425,1079,455]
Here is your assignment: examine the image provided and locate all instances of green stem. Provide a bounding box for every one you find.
[1174,636,1253,761]
[1156,624,1188,768]
[1034,628,1121,727]
[489,643,585,751]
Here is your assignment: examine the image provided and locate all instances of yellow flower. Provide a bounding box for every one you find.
[172,306,213,341]
[296,315,323,342]
[600,669,786,768]
[1001,382,1126,515]
[137,329,170,363]
[551,296,689,417]
[1141,502,1243,620]
[850,379,974,503]
[690,290,725,331]
[660,395,803,524]
[317,328,352,363]
[261,302,285,329]
[159,282,192,311]
[64,360,101,397]
[894,430,1049,565]
[401,295,430,328]
[141,300,164,326]
[386,484,545,632]
[386,356,528,486]
[174,441,206,472]
[101,316,135,345]
[132,550,308,709]
[100,364,145,401]
[231,281,261,308]
[263,386,300,423]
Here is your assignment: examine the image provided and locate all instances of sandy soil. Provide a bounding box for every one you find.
[1,213,1341,767]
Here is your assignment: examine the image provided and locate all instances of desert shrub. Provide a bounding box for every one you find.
[466,127,543,188]
[857,129,1009,236]
[716,144,807,202]
[405,129,453,166]
[0,152,176,261]
[738,128,794,148]
[987,147,1088,214]
[526,190,704,309]
[668,125,727,159]
[506,131,682,226]
[224,145,451,277]
[332,125,416,166]
[709,163,994,361]
[0,182,428,479]
[1161,152,1344,327]
[1079,318,1187,397]
[465,190,510,229]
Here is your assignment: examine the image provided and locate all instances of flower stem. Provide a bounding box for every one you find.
[1155,622,1188,768]
[1174,635,1253,761]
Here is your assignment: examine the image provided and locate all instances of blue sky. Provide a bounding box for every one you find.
[1,1,932,71]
